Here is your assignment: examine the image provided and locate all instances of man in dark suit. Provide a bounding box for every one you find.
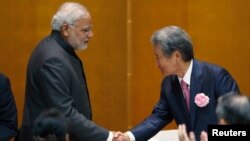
[19,2,123,141]
[0,73,18,141]
[124,26,240,141]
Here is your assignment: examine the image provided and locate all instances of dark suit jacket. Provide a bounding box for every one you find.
[19,31,109,141]
[0,73,18,141]
[131,59,240,141]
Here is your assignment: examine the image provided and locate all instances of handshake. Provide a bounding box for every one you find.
[112,131,131,141]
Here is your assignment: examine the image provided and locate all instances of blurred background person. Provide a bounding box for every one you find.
[33,108,69,141]
[0,73,18,141]
[216,92,250,125]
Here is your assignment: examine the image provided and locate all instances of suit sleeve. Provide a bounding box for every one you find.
[131,79,173,141]
[38,58,109,141]
[0,75,18,141]
[214,68,240,97]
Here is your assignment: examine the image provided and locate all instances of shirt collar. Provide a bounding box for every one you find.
[178,59,193,86]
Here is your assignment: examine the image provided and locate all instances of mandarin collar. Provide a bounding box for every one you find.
[50,30,76,56]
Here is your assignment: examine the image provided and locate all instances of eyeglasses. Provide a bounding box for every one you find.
[69,24,93,36]
[80,25,92,35]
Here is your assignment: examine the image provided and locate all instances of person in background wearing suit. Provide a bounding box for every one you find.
[0,73,18,141]
[19,2,124,141]
[178,93,250,141]
[123,25,240,141]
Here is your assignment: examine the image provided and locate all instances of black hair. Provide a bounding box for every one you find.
[216,93,250,124]
[33,108,68,141]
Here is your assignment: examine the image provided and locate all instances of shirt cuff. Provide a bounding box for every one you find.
[106,131,113,141]
[125,131,136,141]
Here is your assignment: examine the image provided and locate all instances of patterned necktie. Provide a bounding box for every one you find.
[181,80,190,112]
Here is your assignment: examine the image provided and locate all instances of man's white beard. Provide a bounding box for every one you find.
[68,38,88,51]
[74,43,88,51]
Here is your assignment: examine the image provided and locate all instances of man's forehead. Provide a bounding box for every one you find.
[74,17,92,26]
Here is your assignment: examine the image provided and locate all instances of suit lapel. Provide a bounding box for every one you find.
[190,59,203,129]
[172,76,190,124]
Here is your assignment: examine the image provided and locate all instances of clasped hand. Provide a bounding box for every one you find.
[112,131,130,141]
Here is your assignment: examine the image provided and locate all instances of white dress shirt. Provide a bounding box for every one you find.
[107,131,113,141]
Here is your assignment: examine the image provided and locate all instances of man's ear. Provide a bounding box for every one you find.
[61,24,70,37]
[218,118,228,125]
[65,133,70,141]
[174,50,181,57]
[173,50,182,61]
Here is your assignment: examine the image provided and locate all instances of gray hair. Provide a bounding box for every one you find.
[51,2,88,31]
[151,26,194,61]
